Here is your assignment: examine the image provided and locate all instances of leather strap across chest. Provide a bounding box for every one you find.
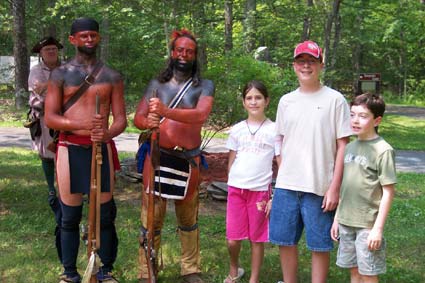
[62,61,104,113]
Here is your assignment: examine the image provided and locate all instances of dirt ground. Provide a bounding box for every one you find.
[200,152,229,183]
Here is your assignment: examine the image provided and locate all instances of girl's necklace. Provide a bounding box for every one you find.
[246,118,267,136]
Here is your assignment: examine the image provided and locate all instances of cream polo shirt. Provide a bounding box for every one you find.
[275,86,352,196]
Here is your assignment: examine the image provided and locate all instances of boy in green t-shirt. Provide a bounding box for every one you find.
[331,93,397,283]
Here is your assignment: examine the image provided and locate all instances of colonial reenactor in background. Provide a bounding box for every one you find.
[28,36,64,263]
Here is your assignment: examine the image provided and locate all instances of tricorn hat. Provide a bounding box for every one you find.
[31,36,63,53]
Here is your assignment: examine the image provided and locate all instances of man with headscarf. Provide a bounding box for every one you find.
[45,17,127,283]
[134,29,215,283]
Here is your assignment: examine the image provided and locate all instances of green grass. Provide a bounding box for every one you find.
[1,148,424,282]
[380,115,425,151]
[0,96,27,127]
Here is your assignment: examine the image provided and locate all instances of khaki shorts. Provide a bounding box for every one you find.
[336,224,386,276]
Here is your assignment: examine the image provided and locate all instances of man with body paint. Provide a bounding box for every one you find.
[45,17,127,283]
[134,29,215,283]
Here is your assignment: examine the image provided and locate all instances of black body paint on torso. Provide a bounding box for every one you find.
[144,79,214,109]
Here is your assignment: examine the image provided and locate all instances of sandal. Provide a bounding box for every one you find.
[223,267,244,283]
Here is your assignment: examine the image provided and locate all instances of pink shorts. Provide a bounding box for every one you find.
[226,186,270,242]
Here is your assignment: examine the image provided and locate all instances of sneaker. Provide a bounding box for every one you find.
[59,273,81,283]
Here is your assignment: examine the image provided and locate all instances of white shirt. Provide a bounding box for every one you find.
[227,119,280,191]
[275,86,352,196]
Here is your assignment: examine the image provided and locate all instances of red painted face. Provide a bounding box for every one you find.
[171,37,196,62]
[69,30,100,48]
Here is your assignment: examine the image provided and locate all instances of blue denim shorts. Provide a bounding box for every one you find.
[269,188,335,251]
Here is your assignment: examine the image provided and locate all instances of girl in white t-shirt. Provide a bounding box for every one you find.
[224,80,280,283]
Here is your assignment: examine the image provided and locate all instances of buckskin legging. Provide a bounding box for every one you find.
[138,155,201,279]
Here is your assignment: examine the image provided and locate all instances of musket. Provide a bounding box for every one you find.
[142,89,160,283]
[82,94,102,283]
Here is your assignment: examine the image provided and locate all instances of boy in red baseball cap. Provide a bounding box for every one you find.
[269,40,352,283]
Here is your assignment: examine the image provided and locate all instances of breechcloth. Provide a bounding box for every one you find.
[138,153,201,279]
[153,149,192,200]
[139,146,200,199]
[56,133,120,194]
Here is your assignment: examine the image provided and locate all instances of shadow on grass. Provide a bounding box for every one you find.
[380,115,425,151]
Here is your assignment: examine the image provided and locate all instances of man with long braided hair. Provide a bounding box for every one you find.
[134,29,214,283]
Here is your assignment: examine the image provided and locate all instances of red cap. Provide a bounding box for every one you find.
[294,41,322,60]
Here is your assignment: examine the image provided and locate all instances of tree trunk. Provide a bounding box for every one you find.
[352,5,364,95]
[46,0,57,37]
[399,29,407,97]
[162,0,177,54]
[301,0,313,41]
[163,6,170,55]
[327,14,342,87]
[191,0,208,69]
[224,0,233,53]
[244,0,256,53]
[323,0,342,70]
[11,0,29,109]
[100,18,110,63]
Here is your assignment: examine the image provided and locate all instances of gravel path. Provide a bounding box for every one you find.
[386,105,425,119]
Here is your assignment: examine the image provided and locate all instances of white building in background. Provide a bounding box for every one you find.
[0,56,39,85]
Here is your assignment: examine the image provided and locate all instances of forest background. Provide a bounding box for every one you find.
[2,0,425,128]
